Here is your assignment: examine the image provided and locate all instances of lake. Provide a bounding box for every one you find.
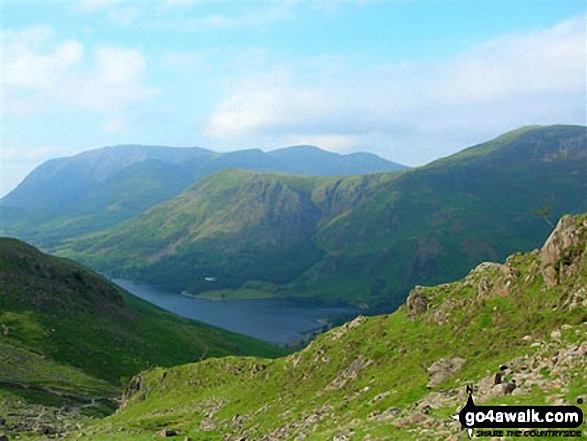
[113,279,358,345]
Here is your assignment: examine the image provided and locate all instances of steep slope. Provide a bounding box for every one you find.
[67,125,587,308]
[0,144,403,249]
[307,124,587,307]
[67,170,334,293]
[0,238,284,437]
[77,214,587,440]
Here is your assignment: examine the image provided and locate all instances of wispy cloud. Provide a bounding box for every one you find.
[1,26,157,115]
[184,3,295,29]
[74,0,139,25]
[204,14,586,162]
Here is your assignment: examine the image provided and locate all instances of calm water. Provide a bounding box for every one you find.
[113,279,357,345]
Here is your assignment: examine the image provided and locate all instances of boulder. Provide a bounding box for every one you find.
[406,286,432,318]
[426,357,466,388]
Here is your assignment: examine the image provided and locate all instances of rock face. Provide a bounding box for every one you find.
[120,372,148,411]
[406,286,432,318]
[426,358,466,388]
[540,216,581,266]
[540,215,587,287]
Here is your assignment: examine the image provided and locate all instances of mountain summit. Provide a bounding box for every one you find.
[0,144,405,247]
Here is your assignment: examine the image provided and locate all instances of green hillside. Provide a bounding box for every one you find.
[71,213,587,440]
[0,238,284,438]
[65,125,587,309]
[309,124,587,307]
[0,145,405,249]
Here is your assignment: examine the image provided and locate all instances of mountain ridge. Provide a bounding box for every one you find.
[0,144,406,248]
[65,125,587,309]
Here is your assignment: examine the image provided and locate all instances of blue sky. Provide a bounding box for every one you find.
[1,0,586,196]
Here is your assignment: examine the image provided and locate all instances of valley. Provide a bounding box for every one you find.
[0,125,586,439]
[61,213,587,439]
[0,239,285,438]
[54,125,587,310]
[3,3,586,439]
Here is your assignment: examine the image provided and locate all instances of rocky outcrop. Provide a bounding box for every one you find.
[397,322,587,439]
[327,315,367,341]
[120,372,150,411]
[406,286,433,318]
[540,215,587,287]
[464,261,518,299]
[325,356,373,391]
[426,357,466,388]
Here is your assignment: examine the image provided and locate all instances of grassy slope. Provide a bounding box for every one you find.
[0,237,285,432]
[0,145,403,250]
[306,125,587,305]
[65,125,587,308]
[64,170,342,294]
[76,214,587,440]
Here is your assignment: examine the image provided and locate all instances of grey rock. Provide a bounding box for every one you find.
[426,357,466,388]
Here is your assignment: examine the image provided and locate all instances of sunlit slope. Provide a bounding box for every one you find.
[68,125,587,308]
[80,214,587,440]
[309,124,587,306]
[0,144,405,248]
[0,238,283,387]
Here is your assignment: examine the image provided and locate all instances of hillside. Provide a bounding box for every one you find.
[0,238,284,437]
[66,125,587,309]
[72,214,587,440]
[0,145,405,248]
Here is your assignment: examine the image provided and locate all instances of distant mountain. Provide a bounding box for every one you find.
[0,237,283,432]
[268,145,406,176]
[1,145,214,213]
[75,214,587,440]
[0,144,405,247]
[66,125,587,309]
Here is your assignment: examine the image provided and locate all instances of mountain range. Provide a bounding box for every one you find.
[0,144,405,248]
[57,125,587,310]
[1,125,586,438]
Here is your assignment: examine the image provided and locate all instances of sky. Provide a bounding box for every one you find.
[1,0,586,197]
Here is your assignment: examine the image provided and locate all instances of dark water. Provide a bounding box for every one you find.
[113,279,358,345]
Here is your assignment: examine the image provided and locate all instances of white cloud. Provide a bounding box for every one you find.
[161,0,195,7]
[204,14,586,164]
[185,3,295,29]
[438,15,586,101]
[2,26,82,90]
[1,26,156,115]
[103,116,128,134]
[75,0,139,25]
